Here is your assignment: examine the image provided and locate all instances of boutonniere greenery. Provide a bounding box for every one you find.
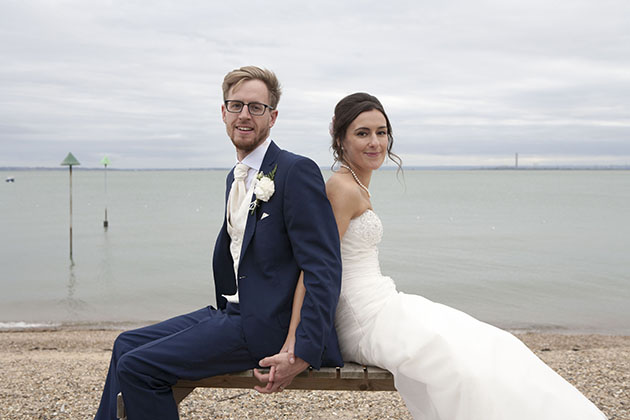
[249,164,277,214]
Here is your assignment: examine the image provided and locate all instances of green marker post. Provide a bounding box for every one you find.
[61,153,80,260]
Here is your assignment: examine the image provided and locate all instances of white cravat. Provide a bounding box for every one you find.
[226,162,250,222]
[225,163,253,303]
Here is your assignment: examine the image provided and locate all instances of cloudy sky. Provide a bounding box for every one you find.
[1,0,629,169]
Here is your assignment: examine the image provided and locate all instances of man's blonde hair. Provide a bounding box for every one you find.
[222,66,282,109]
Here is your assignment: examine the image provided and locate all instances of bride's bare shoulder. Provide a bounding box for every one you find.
[326,172,366,215]
[326,172,357,198]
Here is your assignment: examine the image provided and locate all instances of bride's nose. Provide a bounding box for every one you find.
[367,133,379,147]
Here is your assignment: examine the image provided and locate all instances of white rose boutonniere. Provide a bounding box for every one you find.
[249,164,277,214]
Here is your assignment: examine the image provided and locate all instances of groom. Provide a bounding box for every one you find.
[94,66,343,420]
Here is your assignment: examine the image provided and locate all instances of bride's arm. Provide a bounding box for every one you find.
[279,272,305,362]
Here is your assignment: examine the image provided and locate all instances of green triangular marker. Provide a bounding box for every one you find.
[101,156,111,166]
[61,152,81,166]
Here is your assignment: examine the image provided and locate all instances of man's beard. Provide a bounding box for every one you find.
[230,127,269,155]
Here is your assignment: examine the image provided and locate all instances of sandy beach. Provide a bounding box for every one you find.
[0,329,627,419]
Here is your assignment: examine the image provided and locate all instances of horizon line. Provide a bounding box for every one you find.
[2,165,630,171]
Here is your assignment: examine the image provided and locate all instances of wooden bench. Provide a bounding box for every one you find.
[116,363,394,419]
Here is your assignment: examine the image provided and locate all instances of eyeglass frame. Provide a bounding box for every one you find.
[224,100,275,116]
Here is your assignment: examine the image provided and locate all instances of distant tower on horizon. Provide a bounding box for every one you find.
[515,153,519,169]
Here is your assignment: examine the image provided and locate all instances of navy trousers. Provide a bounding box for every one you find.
[94,304,258,420]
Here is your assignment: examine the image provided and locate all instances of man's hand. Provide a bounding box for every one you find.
[253,352,309,393]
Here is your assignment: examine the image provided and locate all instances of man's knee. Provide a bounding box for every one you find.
[116,352,145,386]
[116,349,177,389]
[112,330,139,359]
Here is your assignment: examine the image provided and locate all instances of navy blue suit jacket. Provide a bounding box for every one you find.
[212,141,343,369]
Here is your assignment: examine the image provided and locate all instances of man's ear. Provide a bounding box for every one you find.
[268,109,278,128]
[221,104,227,123]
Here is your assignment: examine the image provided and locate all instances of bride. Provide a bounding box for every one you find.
[275,92,606,419]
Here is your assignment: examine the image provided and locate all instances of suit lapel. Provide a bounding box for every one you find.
[219,167,235,238]
[239,141,281,260]
[225,169,235,201]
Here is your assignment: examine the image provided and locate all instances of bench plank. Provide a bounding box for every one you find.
[117,363,395,419]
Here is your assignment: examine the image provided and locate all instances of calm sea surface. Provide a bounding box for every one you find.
[1,169,628,334]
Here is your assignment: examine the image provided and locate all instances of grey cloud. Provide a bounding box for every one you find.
[1,0,629,168]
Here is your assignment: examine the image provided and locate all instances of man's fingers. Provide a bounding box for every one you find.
[273,380,291,393]
[252,371,291,394]
[259,353,284,367]
[254,382,286,394]
[253,366,285,394]
[260,380,275,394]
[253,370,274,394]
[256,382,286,394]
[253,368,269,383]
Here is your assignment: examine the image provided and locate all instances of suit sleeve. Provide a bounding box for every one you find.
[283,157,342,369]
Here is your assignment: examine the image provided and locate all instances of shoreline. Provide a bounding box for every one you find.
[2,320,628,336]
[0,329,628,419]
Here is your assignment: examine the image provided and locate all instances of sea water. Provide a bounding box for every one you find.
[1,169,628,334]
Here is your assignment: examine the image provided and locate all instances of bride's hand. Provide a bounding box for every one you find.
[279,334,296,364]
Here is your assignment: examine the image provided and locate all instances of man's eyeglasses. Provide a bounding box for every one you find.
[224,100,274,116]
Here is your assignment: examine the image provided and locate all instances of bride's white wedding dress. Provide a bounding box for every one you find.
[335,209,606,420]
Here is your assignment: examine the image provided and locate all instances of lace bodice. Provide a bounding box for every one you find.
[343,209,383,247]
[340,209,386,272]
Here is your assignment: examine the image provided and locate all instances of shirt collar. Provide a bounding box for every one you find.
[239,138,271,172]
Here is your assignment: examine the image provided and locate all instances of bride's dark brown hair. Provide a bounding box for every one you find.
[330,92,402,171]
